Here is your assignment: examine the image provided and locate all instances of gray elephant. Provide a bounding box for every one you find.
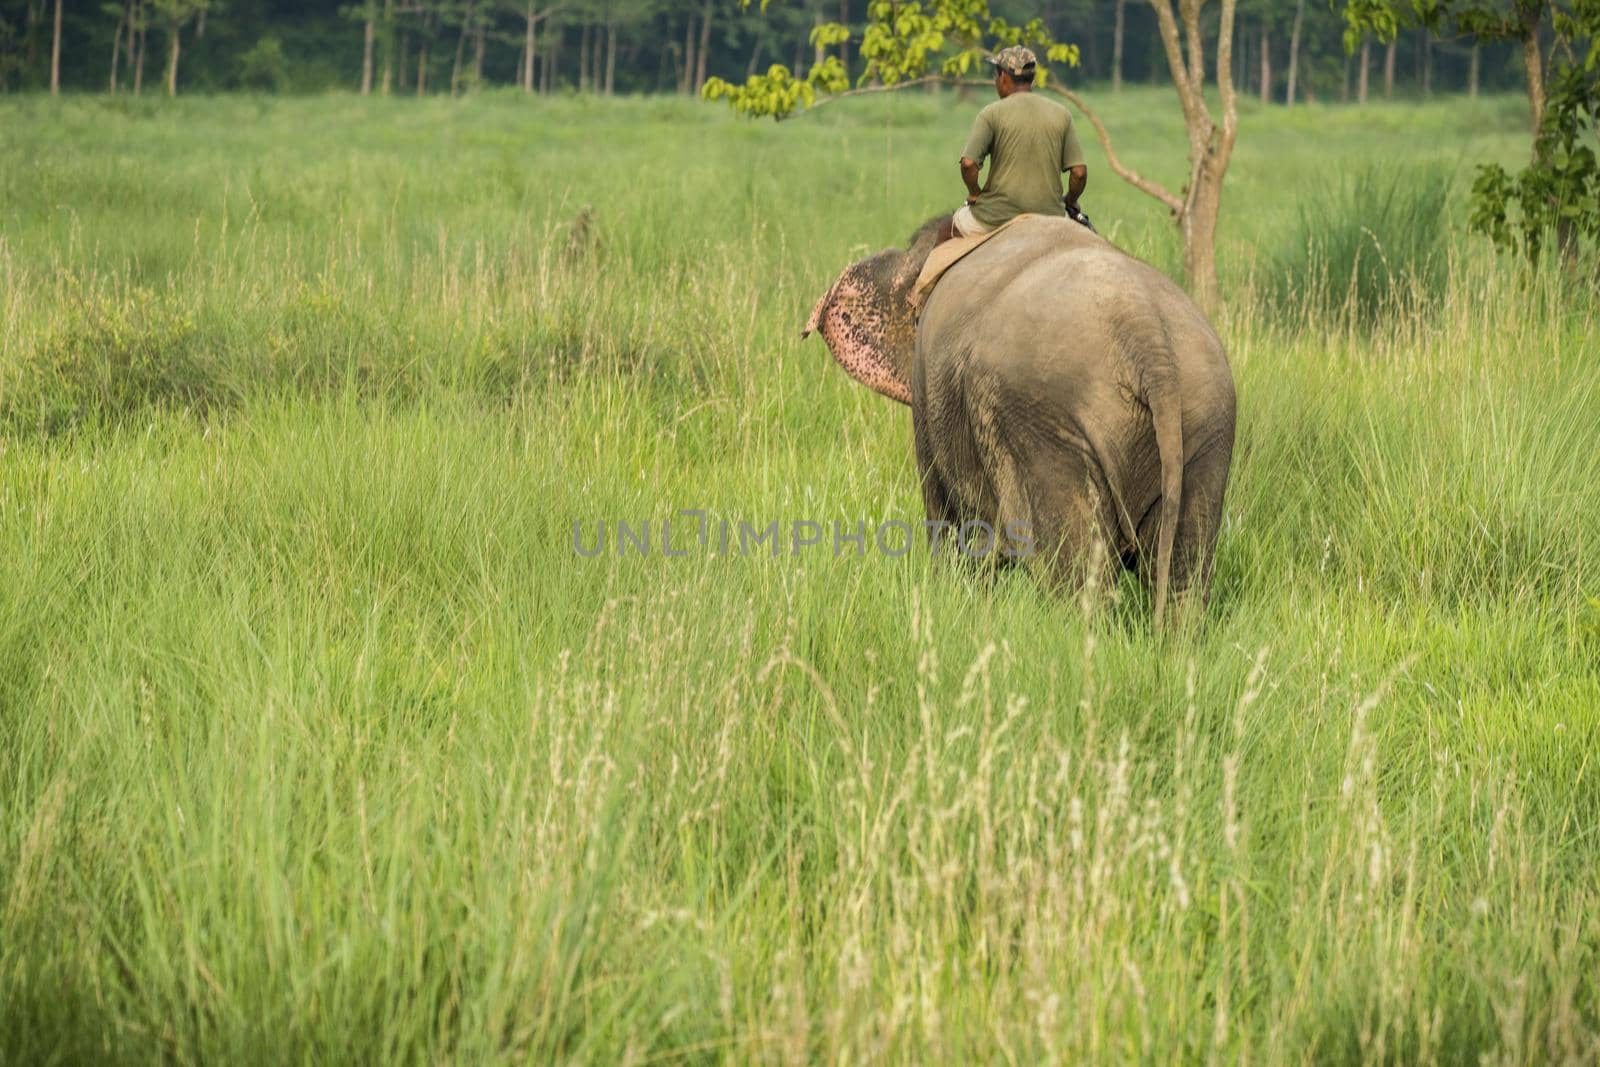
[803,214,1236,626]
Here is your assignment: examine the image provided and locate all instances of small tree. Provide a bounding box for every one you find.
[705,0,1242,312]
[1471,40,1600,262]
[343,0,383,93]
[238,33,289,91]
[149,0,208,95]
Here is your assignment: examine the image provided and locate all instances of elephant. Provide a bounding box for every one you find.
[802,214,1236,626]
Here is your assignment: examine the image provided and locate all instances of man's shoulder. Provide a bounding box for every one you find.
[990,92,1069,123]
[974,98,1005,122]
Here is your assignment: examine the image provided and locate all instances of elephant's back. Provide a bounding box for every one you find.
[921,216,1228,393]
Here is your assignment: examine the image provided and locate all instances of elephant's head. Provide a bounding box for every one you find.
[801,217,950,406]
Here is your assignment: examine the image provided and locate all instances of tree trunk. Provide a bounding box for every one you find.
[1184,161,1225,313]
[542,30,555,92]
[380,0,393,94]
[1140,0,1240,312]
[131,0,145,95]
[1285,0,1303,106]
[472,20,484,83]
[522,2,536,91]
[694,0,712,94]
[1520,27,1545,133]
[416,32,428,96]
[397,32,409,91]
[578,21,589,91]
[1258,24,1269,106]
[1357,38,1369,104]
[591,21,602,92]
[1383,38,1395,97]
[605,17,617,95]
[361,10,375,94]
[165,25,178,96]
[110,7,124,93]
[133,6,145,95]
[50,0,62,95]
[1111,0,1125,92]
[1468,43,1479,99]
[451,0,471,96]
[744,35,761,78]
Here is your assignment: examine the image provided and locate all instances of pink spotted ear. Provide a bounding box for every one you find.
[803,270,913,406]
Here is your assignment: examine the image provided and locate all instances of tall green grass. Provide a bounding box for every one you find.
[1262,163,1454,328]
[1,91,1597,1063]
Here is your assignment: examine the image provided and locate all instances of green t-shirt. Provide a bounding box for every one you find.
[961,92,1086,228]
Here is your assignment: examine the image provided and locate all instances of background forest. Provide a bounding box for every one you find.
[0,0,1541,100]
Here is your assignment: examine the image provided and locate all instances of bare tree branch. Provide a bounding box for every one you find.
[1149,0,1202,126]
[1217,0,1238,150]
[1180,0,1203,94]
[781,73,965,115]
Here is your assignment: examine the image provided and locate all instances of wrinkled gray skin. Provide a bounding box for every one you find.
[803,215,1236,625]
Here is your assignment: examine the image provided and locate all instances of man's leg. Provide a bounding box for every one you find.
[951,204,992,238]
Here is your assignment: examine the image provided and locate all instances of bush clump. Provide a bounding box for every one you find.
[2,288,231,437]
[1263,163,1453,328]
[238,36,291,93]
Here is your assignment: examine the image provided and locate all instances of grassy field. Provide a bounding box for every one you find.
[2,87,1598,1063]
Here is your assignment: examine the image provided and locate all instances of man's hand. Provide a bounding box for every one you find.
[1064,164,1087,211]
[965,194,979,206]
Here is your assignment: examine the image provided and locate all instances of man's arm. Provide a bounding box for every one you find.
[1061,116,1087,210]
[960,110,992,205]
[1065,164,1087,210]
[960,157,983,204]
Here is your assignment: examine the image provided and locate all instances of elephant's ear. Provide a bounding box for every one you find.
[800,259,914,407]
[801,283,836,339]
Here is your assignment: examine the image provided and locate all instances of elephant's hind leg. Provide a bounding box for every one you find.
[913,410,961,557]
[1135,435,1232,621]
[1173,436,1233,616]
[982,443,1036,566]
[1020,448,1121,598]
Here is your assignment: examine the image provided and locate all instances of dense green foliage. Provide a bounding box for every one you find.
[704,0,1078,119]
[1472,46,1600,261]
[1343,0,1600,263]
[0,0,1543,98]
[2,90,1598,1062]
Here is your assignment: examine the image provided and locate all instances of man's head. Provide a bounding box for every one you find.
[987,45,1036,97]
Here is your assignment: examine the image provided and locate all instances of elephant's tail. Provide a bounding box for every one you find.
[1150,380,1184,631]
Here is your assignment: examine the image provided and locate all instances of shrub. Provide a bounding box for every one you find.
[1,288,229,437]
[238,36,291,93]
[1263,163,1453,328]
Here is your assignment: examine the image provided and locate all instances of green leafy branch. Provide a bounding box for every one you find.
[703,0,1078,120]
[1470,61,1600,261]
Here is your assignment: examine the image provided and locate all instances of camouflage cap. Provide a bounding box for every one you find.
[986,45,1037,77]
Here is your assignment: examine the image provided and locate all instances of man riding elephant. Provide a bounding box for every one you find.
[954,45,1090,237]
